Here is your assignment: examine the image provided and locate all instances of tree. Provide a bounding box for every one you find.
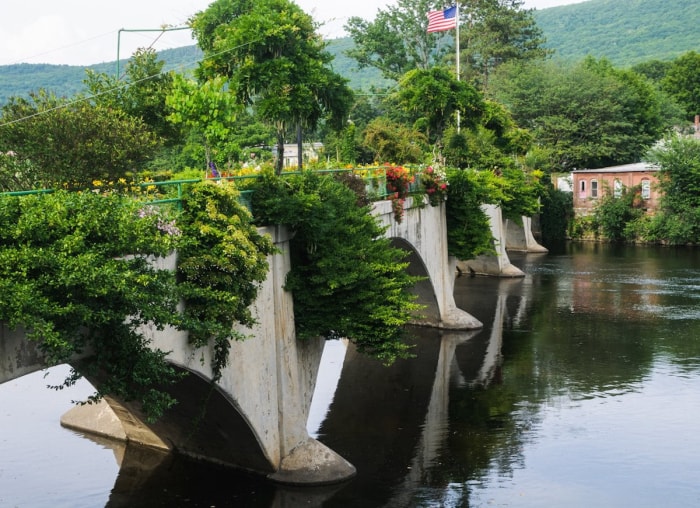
[190,0,353,174]
[84,48,178,143]
[460,0,550,87]
[489,58,672,170]
[363,117,427,163]
[645,135,700,243]
[345,0,549,87]
[661,51,700,120]
[394,66,484,144]
[166,75,241,168]
[345,0,449,81]
[0,90,159,188]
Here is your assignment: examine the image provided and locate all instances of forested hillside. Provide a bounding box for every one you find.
[0,0,697,105]
[534,0,700,66]
[0,40,389,106]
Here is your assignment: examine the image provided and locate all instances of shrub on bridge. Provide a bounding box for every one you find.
[176,181,275,381]
[0,191,182,419]
[0,182,277,420]
[249,169,422,364]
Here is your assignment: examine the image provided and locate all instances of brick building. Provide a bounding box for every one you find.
[571,162,661,216]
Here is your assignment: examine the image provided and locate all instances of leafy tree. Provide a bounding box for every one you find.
[346,0,548,87]
[0,151,38,192]
[363,117,427,163]
[249,170,422,363]
[84,48,178,143]
[489,58,672,170]
[661,51,700,120]
[0,90,159,188]
[166,75,241,168]
[593,183,643,242]
[461,0,550,88]
[440,99,532,170]
[631,59,672,84]
[645,135,700,243]
[394,66,484,144]
[190,0,353,174]
[345,0,449,81]
[539,180,572,247]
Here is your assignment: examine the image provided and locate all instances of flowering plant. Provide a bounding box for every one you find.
[385,165,414,222]
[421,166,448,206]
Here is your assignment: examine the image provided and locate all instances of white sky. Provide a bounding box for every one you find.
[0,0,587,66]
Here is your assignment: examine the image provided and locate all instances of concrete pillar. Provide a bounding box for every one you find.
[458,204,524,277]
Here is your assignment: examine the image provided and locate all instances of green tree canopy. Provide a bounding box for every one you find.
[84,48,178,144]
[461,0,550,88]
[345,0,450,81]
[0,90,159,188]
[489,58,673,170]
[346,0,548,87]
[190,0,353,173]
[394,66,484,144]
[661,51,700,121]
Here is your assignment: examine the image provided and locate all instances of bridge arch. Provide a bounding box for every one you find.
[372,197,482,330]
[389,237,441,324]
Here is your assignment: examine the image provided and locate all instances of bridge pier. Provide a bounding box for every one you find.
[459,205,546,277]
[372,198,482,330]
[128,227,357,485]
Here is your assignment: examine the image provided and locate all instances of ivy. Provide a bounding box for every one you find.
[445,168,498,260]
[249,170,422,364]
[0,182,275,420]
[0,191,182,420]
[176,181,275,381]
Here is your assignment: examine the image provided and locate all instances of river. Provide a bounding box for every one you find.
[1,242,700,507]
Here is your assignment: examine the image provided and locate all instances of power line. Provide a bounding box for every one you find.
[0,37,262,129]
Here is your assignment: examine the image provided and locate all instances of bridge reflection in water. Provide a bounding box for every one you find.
[106,275,523,507]
[1,272,526,507]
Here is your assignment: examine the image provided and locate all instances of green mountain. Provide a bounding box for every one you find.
[0,0,697,105]
[534,0,700,66]
[0,40,389,106]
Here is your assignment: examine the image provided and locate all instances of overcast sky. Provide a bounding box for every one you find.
[0,0,587,66]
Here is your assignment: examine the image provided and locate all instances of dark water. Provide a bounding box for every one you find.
[2,242,700,507]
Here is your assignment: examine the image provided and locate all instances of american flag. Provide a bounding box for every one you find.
[427,5,457,33]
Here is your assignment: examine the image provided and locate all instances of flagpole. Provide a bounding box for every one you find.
[456,2,461,133]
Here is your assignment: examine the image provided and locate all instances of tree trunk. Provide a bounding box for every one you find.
[275,130,285,175]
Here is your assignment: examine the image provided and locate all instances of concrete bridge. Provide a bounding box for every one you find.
[0,196,542,485]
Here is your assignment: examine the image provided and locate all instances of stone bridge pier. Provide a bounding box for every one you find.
[372,197,482,330]
[460,204,548,277]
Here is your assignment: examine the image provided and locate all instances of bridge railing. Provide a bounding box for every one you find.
[0,165,428,213]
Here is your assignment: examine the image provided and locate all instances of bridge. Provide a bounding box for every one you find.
[0,195,544,485]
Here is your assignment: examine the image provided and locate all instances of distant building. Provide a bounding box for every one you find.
[275,143,324,168]
[571,162,661,216]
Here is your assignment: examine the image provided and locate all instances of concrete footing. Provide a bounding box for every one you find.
[268,437,357,485]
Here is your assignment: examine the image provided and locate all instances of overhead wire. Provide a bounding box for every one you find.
[0,36,263,129]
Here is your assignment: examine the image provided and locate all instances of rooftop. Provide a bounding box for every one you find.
[572,162,659,174]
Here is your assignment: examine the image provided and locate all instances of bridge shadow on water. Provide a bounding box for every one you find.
[93,274,523,507]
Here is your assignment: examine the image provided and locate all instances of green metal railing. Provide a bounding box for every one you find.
[0,166,426,213]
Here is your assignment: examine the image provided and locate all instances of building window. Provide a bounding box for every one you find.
[591,179,598,198]
[641,179,651,199]
[614,179,622,198]
[579,179,586,198]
